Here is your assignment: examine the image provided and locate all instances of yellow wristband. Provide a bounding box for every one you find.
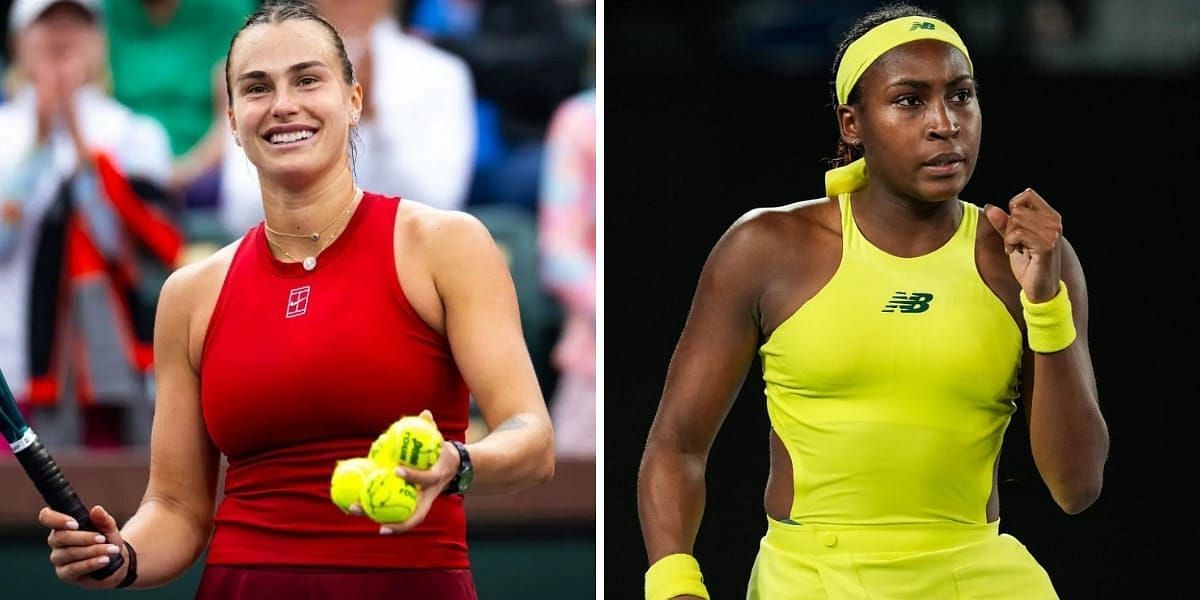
[1020,280,1076,353]
[645,553,710,600]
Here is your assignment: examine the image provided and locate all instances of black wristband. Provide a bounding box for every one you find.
[115,541,137,589]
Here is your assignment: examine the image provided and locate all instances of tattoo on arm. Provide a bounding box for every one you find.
[494,415,529,433]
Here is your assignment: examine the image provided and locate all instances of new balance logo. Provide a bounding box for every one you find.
[882,291,934,313]
[910,21,936,31]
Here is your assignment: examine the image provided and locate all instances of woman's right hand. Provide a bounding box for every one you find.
[39,505,129,589]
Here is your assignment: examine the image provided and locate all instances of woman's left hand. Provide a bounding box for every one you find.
[984,188,1064,302]
[375,411,462,535]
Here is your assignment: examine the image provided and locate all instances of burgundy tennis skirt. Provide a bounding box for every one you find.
[195,565,477,599]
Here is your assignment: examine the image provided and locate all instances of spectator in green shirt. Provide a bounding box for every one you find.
[103,0,257,209]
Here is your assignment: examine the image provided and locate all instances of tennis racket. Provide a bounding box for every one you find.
[0,367,124,580]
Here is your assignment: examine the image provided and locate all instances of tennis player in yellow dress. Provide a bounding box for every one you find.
[637,4,1110,599]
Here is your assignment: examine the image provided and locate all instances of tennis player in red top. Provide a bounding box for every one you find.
[35,1,555,597]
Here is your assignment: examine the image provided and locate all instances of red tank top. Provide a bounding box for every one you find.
[200,192,470,569]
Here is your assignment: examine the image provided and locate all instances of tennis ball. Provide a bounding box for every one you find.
[329,457,379,514]
[360,469,420,524]
[368,415,444,471]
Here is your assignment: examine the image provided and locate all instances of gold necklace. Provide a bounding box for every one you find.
[263,189,360,242]
[264,189,361,271]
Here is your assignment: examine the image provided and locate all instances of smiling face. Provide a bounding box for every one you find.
[838,39,980,203]
[227,19,362,191]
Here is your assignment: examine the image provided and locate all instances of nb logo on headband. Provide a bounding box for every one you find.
[910,21,936,31]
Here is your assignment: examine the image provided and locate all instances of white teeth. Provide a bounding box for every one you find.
[270,130,315,144]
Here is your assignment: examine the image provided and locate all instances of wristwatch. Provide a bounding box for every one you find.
[443,440,473,495]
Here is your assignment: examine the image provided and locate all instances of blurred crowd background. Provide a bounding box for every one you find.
[606,0,1198,599]
[0,0,596,597]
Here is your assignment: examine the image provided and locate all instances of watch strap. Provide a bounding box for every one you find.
[443,440,471,495]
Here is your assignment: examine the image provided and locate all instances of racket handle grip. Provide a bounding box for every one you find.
[16,437,125,581]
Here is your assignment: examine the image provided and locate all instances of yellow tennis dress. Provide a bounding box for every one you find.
[748,194,1057,599]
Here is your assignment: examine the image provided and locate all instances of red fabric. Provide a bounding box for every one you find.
[23,153,178,411]
[195,566,477,600]
[91,151,182,266]
[26,376,56,406]
[63,220,142,409]
[199,193,471,569]
[65,219,107,277]
[133,343,153,371]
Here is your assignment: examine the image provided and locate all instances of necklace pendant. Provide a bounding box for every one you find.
[302,256,317,271]
[309,233,320,241]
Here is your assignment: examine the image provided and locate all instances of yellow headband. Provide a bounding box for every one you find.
[825,16,973,197]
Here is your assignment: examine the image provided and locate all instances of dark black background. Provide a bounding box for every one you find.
[605,1,1200,598]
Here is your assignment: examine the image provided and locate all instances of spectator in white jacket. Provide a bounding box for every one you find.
[0,0,174,447]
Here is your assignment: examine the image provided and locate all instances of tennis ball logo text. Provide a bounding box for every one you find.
[910,21,936,31]
[400,436,425,466]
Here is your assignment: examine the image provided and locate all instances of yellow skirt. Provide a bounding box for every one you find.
[746,518,1058,599]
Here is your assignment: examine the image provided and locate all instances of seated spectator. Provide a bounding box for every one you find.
[538,85,595,458]
[0,0,179,448]
[218,0,475,238]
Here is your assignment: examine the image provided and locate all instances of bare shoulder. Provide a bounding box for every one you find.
[714,196,839,260]
[159,240,240,319]
[395,199,495,255]
[731,196,836,237]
